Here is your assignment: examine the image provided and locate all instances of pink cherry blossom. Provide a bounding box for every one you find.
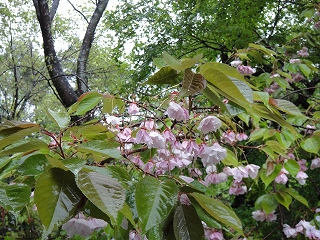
[266,211,277,222]
[236,133,248,141]
[283,224,298,238]
[229,180,247,195]
[204,228,224,240]
[231,166,248,182]
[135,129,153,146]
[117,127,133,142]
[222,131,236,144]
[296,171,308,185]
[275,167,289,185]
[298,159,308,171]
[237,65,256,75]
[245,164,260,179]
[252,210,266,222]
[197,116,222,134]
[230,60,243,67]
[289,58,301,64]
[189,168,203,177]
[199,143,227,166]
[205,172,228,185]
[128,103,140,115]
[292,72,304,82]
[311,158,320,170]
[148,131,166,149]
[140,119,156,130]
[297,47,309,57]
[163,128,176,144]
[106,116,121,125]
[167,102,189,121]
[179,193,191,205]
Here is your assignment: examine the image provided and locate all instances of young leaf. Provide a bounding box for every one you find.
[76,169,125,224]
[77,140,122,159]
[190,192,243,235]
[284,160,300,176]
[255,194,278,214]
[69,92,102,115]
[35,168,83,237]
[275,191,292,211]
[283,188,309,208]
[46,108,70,129]
[301,136,320,154]
[173,205,204,240]
[179,69,206,97]
[135,176,178,232]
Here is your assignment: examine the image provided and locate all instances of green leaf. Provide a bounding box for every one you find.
[283,188,309,208]
[46,108,70,129]
[248,128,266,142]
[255,194,278,214]
[76,169,125,224]
[0,139,48,157]
[221,149,239,166]
[200,62,245,82]
[260,164,282,188]
[102,96,117,114]
[301,136,320,153]
[276,191,292,211]
[135,176,178,232]
[249,43,277,56]
[153,57,167,69]
[201,86,229,113]
[190,192,243,235]
[192,201,221,229]
[77,140,122,159]
[17,154,48,176]
[0,121,39,137]
[162,52,202,71]
[272,99,302,116]
[35,168,83,236]
[299,64,311,78]
[0,183,30,213]
[284,159,300,176]
[0,125,40,150]
[179,69,206,97]
[144,66,182,85]
[173,205,204,240]
[69,92,102,115]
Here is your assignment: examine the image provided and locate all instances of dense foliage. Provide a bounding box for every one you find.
[0,0,320,240]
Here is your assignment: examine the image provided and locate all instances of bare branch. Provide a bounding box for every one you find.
[67,0,89,24]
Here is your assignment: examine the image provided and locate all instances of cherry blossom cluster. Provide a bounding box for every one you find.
[252,210,277,222]
[283,219,320,239]
[202,222,225,240]
[230,60,256,75]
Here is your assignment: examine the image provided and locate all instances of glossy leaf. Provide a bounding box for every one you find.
[173,205,204,240]
[76,168,125,224]
[144,66,182,85]
[179,68,206,97]
[272,99,302,116]
[0,183,30,213]
[283,188,309,208]
[0,125,40,150]
[17,154,48,176]
[77,140,122,159]
[200,62,245,82]
[0,121,39,137]
[201,86,229,113]
[0,139,48,157]
[190,192,243,235]
[255,194,278,214]
[260,164,282,188]
[35,168,83,236]
[135,176,178,232]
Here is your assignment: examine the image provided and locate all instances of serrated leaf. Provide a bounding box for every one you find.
[0,121,39,137]
[255,194,278,214]
[173,205,204,240]
[46,108,70,129]
[301,136,320,153]
[190,192,243,235]
[77,140,122,159]
[276,191,292,211]
[144,66,182,85]
[0,183,30,213]
[76,169,125,224]
[135,176,178,232]
[283,188,309,208]
[69,92,102,115]
[35,168,83,236]
[17,154,48,176]
[272,99,302,116]
[179,69,206,97]
[0,126,40,150]
[284,159,300,176]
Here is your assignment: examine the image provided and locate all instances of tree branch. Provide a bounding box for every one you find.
[76,0,109,95]
[49,0,60,22]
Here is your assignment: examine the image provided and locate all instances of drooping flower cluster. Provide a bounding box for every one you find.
[230,60,256,75]
[252,210,277,222]
[283,220,320,239]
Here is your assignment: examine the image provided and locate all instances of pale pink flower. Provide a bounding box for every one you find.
[144,161,154,173]
[252,210,266,222]
[189,168,203,177]
[236,133,248,141]
[204,228,224,240]
[311,158,320,170]
[230,60,242,67]
[129,155,144,168]
[140,119,156,130]
[206,165,217,174]
[283,224,298,238]
[129,231,148,240]
[289,58,301,64]
[298,159,308,171]
[199,143,227,166]
[296,171,308,185]
[117,127,133,142]
[229,180,247,195]
[237,65,256,75]
[266,211,277,222]
[106,116,121,125]
[128,103,140,115]
[222,131,236,144]
[148,131,166,149]
[162,129,176,143]
[179,193,191,205]
[296,220,320,239]
[297,47,309,57]
[135,129,153,146]
[275,167,289,185]
[245,164,260,179]
[205,172,228,185]
[223,166,233,176]
[179,176,194,184]
[292,72,304,82]
[167,102,189,121]
[198,116,222,134]
[305,124,316,134]
[231,166,248,182]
